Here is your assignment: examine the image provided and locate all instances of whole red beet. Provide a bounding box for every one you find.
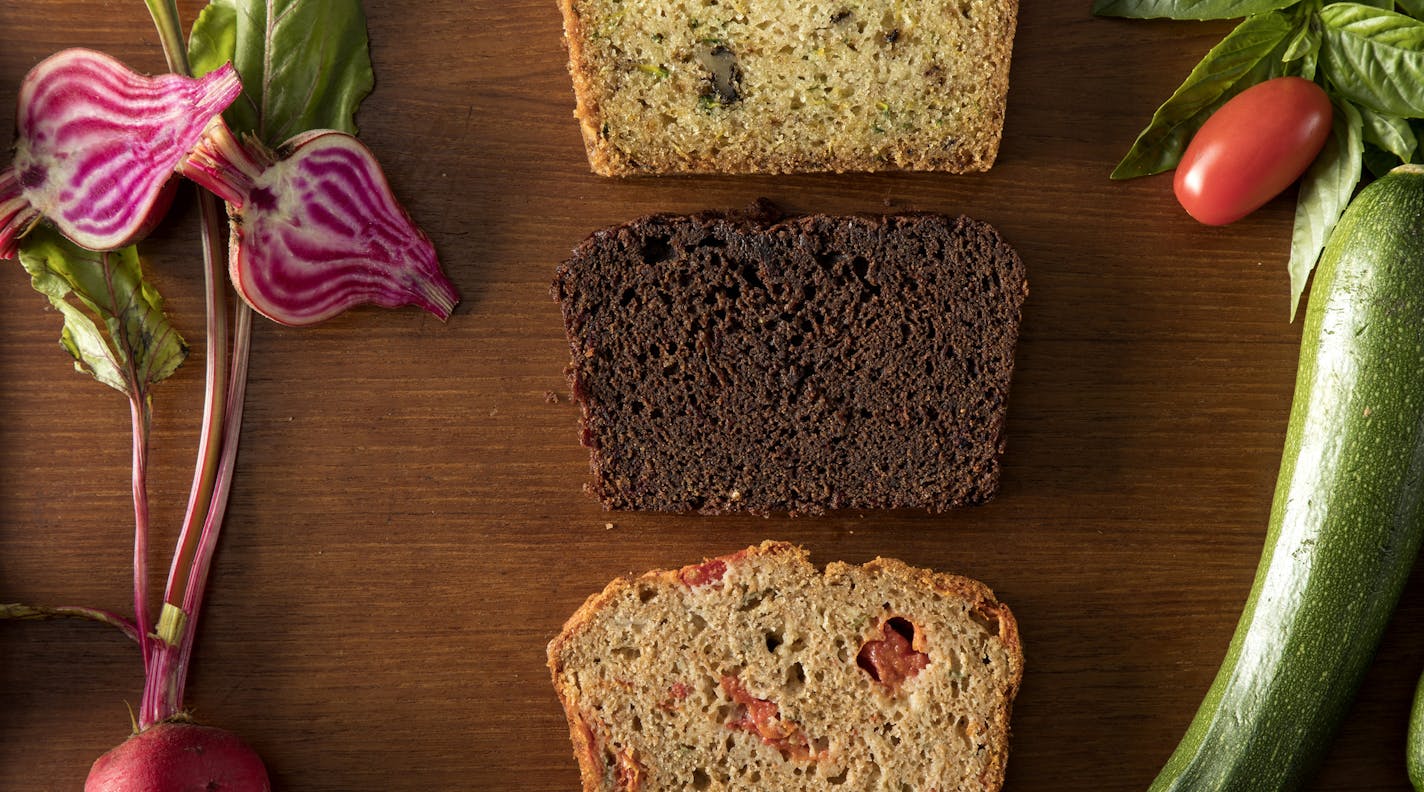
[85,721,270,792]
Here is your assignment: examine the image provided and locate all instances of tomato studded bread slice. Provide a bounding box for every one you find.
[547,542,1023,791]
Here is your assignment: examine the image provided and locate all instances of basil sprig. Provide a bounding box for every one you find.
[1092,0,1302,20]
[1110,12,1296,179]
[1098,1,1424,317]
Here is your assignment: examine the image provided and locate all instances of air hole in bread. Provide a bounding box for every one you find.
[691,768,711,790]
[886,617,915,643]
[954,717,971,746]
[642,237,674,264]
[740,263,765,291]
[765,631,783,652]
[786,662,806,691]
[969,605,1002,636]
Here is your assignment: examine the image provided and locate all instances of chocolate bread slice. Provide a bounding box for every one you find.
[547,541,1023,791]
[553,204,1026,515]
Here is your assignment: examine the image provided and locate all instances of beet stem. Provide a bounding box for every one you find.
[173,303,252,710]
[159,187,229,632]
[0,604,140,644]
[143,0,191,75]
[179,121,270,209]
[139,0,251,729]
[129,393,153,665]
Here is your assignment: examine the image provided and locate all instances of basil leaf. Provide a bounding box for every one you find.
[1110,12,1296,178]
[1319,3,1424,117]
[1359,105,1417,160]
[190,0,375,145]
[1092,0,1301,19]
[1288,99,1363,320]
[1283,14,1321,79]
[1362,141,1403,176]
[1399,0,1424,17]
[17,227,187,396]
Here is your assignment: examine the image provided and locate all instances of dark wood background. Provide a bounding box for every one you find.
[2,2,1420,790]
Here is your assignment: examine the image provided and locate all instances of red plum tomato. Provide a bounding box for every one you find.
[1174,76,1333,226]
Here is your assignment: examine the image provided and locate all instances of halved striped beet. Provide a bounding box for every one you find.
[180,123,458,326]
[0,49,241,258]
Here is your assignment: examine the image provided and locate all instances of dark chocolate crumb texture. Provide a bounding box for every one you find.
[553,203,1027,515]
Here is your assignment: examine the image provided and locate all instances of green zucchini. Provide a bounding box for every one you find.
[1151,164,1424,791]
[1409,669,1424,790]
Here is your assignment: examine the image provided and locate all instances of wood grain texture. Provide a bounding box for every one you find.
[1,2,1420,790]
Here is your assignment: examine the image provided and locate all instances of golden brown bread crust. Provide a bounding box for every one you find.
[543,541,1025,786]
[557,0,1020,176]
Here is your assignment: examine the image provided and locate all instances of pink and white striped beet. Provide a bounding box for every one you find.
[0,49,241,258]
[179,123,458,326]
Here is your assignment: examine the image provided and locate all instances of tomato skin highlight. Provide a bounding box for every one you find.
[1174,76,1333,226]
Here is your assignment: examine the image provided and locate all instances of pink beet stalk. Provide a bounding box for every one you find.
[0,49,240,258]
[180,122,459,326]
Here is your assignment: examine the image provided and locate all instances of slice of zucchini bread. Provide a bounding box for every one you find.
[547,541,1023,791]
[552,203,1028,515]
[557,0,1019,175]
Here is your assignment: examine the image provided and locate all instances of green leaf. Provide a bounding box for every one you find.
[188,0,237,79]
[1362,141,1403,176]
[190,0,375,145]
[1399,0,1424,18]
[1288,98,1363,320]
[1359,105,1417,160]
[17,227,187,396]
[1319,3,1424,117]
[1283,14,1322,79]
[1110,12,1297,178]
[1092,0,1302,19]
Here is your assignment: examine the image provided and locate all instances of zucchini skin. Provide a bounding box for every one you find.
[1151,165,1424,791]
[1408,668,1424,791]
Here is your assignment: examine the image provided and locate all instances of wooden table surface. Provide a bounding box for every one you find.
[3,2,1422,790]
